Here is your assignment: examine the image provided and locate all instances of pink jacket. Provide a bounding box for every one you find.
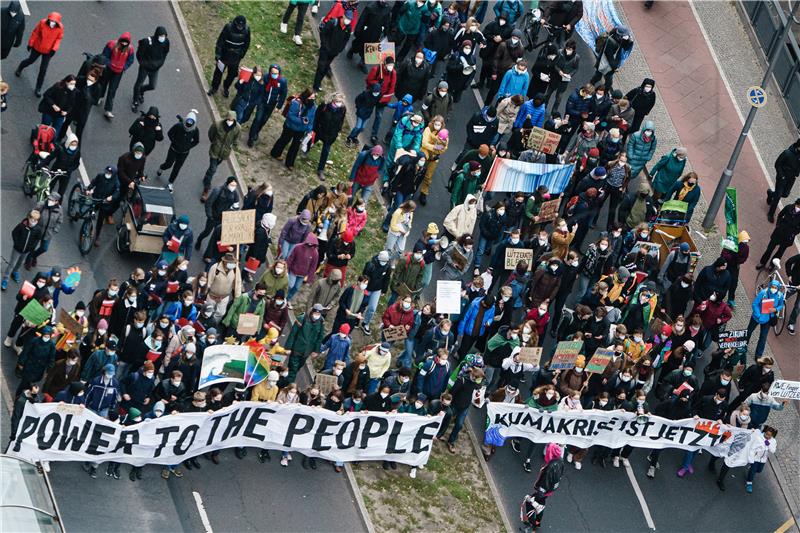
[286,234,319,282]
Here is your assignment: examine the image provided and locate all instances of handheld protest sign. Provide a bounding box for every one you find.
[435,280,462,314]
[536,198,561,224]
[716,329,748,350]
[768,380,800,401]
[504,248,534,270]
[236,313,261,336]
[586,348,614,374]
[383,325,408,342]
[315,373,339,396]
[58,309,84,337]
[550,341,583,370]
[20,299,51,325]
[518,347,542,366]
[221,209,256,245]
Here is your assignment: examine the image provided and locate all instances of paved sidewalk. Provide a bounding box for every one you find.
[617,0,800,519]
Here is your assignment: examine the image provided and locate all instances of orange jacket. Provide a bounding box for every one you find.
[28,12,63,55]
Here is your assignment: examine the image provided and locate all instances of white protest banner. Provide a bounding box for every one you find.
[198,344,250,389]
[484,403,755,467]
[436,280,462,314]
[768,380,800,401]
[9,402,443,467]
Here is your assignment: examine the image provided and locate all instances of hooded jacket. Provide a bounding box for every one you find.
[313,101,346,144]
[34,198,62,242]
[136,26,170,71]
[391,253,425,296]
[1,1,25,55]
[11,216,44,253]
[444,194,478,237]
[396,56,432,101]
[497,66,530,99]
[18,337,55,382]
[366,64,396,105]
[751,280,785,324]
[215,15,250,64]
[362,255,392,292]
[514,99,546,129]
[279,215,312,247]
[529,264,562,307]
[103,32,135,74]
[39,79,76,118]
[650,148,687,194]
[128,107,164,154]
[466,108,499,148]
[50,133,81,174]
[284,97,316,133]
[625,78,656,117]
[285,313,325,356]
[27,12,62,55]
[208,115,241,159]
[319,17,352,56]
[261,64,288,107]
[388,115,424,159]
[286,233,320,282]
[167,114,200,154]
[626,120,658,171]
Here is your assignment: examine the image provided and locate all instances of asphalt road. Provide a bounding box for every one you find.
[1,2,363,532]
[325,2,793,532]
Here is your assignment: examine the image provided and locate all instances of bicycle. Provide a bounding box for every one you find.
[67,182,105,255]
[774,284,799,336]
[521,9,554,51]
[755,257,783,293]
[23,165,66,203]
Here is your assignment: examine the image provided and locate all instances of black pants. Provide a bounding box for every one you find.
[160,147,190,183]
[397,32,420,61]
[202,157,222,189]
[768,174,794,218]
[458,333,479,358]
[759,233,792,266]
[545,81,569,114]
[95,204,116,239]
[133,65,160,102]
[605,186,625,230]
[101,70,124,112]
[282,2,308,35]
[248,101,278,143]
[725,265,740,302]
[590,69,616,91]
[313,50,337,91]
[17,49,52,91]
[270,125,304,168]
[6,314,24,338]
[211,60,239,93]
[196,217,218,249]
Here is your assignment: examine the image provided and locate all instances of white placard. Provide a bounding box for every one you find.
[768,380,800,401]
[435,280,462,314]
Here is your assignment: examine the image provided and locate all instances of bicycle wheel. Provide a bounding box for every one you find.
[67,183,82,221]
[22,166,35,197]
[773,306,786,336]
[79,217,94,255]
[116,224,130,253]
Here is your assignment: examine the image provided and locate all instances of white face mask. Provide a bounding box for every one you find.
[253,75,262,82]
[438,90,447,97]
[171,380,181,387]
[415,57,423,65]
[386,65,394,72]
[87,79,96,87]
[75,310,85,318]
[226,120,235,126]
[158,35,167,43]
[145,372,154,379]
[359,283,368,290]
[380,392,389,399]
[226,263,236,270]
[49,20,56,28]
[98,329,107,336]
[413,253,423,261]
[134,153,143,160]
[574,367,583,374]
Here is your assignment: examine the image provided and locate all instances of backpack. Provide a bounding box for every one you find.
[281,95,300,117]
[564,195,580,217]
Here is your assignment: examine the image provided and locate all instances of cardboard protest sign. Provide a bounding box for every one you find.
[435,280,462,314]
[20,300,51,325]
[220,209,256,245]
[236,313,261,336]
[58,309,83,337]
[198,345,250,389]
[527,127,561,154]
[364,40,395,64]
[315,374,339,396]
[536,197,561,223]
[716,329,748,350]
[518,347,542,366]
[586,348,614,373]
[504,248,534,270]
[768,380,800,401]
[383,325,408,342]
[550,341,583,370]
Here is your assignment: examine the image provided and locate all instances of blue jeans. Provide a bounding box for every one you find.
[351,182,374,204]
[363,289,382,325]
[397,338,415,369]
[746,461,764,482]
[42,113,65,139]
[348,115,369,140]
[475,236,493,268]
[27,239,50,263]
[382,192,408,230]
[447,407,470,444]
[681,450,696,469]
[280,241,297,259]
[287,272,305,300]
[746,317,770,359]
[367,378,382,394]
[371,104,387,138]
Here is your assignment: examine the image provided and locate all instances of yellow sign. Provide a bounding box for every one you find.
[221,209,256,245]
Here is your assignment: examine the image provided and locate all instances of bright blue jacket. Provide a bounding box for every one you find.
[751,280,785,324]
[457,296,496,336]
[388,96,414,122]
[322,334,352,370]
[285,98,316,133]
[497,67,530,100]
[387,115,424,162]
[163,301,199,323]
[513,99,546,129]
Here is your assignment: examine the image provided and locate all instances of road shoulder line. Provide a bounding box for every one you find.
[624,462,656,530]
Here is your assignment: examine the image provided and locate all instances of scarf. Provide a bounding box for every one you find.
[676,182,696,201]
[348,286,365,315]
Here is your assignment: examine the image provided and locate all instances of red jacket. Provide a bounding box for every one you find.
[104,32,135,74]
[366,65,396,105]
[381,301,415,331]
[28,12,64,55]
[691,300,732,330]
[524,308,550,337]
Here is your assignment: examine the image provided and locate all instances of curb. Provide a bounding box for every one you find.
[167,0,246,199]
[345,464,377,533]
[465,418,514,533]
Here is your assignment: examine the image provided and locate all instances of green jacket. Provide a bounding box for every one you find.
[650,149,686,194]
[398,0,426,36]
[285,314,325,356]
[208,119,240,160]
[258,269,289,298]
[222,292,266,328]
[450,167,480,207]
[391,254,425,296]
[524,195,545,221]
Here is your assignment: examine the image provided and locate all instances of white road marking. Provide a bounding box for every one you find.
[192,491,214,533]
[624,463,656,530]
[472,88,485,109]
[18,0,29,16]
[65,126,91,187]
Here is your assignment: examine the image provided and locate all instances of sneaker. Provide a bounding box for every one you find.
[370,135,379,145]
[167,183,174,193]
[447,443,456,454]
[280,22,288,33]
[311,4,318,14]
[161,468,170,479]
[717,478,726,491]
[677,467,688,477]
[317,170,325,181]
[104,111,114,119]
[687,465,694,475]
[1,277,7,291]
[172,468,183,478]
[207,88,217,96]
[361,324,371,335]
[745,482,753,493]
[89,466,97,479]
[293,35,303,46]
[789,324,796,335]
[646,465,656,478]
[523,460,532,473]
[11,271,20,283]
[280,457,289,467]
[511,440,521,453]
[287,453,293,461]
[287,302,294,310]
[222,87,229,98]
[129,470,137,482]
[419,193,427,205]
[612,456,620,468]
[14,67,21,77]
[131,102,139,113]
[622,458,630,467]
[3,336,12,347]
[575,461,582,470]
[112,467,120,480]
[566,452,573,463]
[409,467,417,478]
[334,465,343,473]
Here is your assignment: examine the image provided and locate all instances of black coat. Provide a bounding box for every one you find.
[625,79,656,117]
[89,171,121,203]
[167,121,200,154]
[11,218,44,253]
[128,109,164,154]
[320,18,352,57]
[205,186,240,222]
[39,83,76,119]
[19,337,56,382]
[1,1,25,56]
[246,225,271,263]
[215,17,250,64]
[70,75,102,120]
[50,143,81,174]
[773,203,800,242]
[395,58,432,101]
[313,103,346,144]
[362,256,392,292]
[353,1,391,44]
[136,27,170,71]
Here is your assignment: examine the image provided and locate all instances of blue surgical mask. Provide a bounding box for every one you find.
[271,73,278,79]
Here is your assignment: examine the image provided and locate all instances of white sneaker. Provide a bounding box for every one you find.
[287,453,293,461]
[418,464,425,470]
[104,111,114,119]
[280,457,288,467]
[789,324,796,335]
[167,183,174,193]
[613,456,620,468]
[280,22,288,33]
[575,461,582,470]
[647,465,656,478]
[3,336,12,348]
[409,467,417,478]
[566,452,574,463]
[13,344,22,355]
[293,35,303,46]
[311,4,318,14]
[622,458,630,467]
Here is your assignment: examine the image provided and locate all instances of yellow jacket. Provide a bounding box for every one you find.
[251,382,280,402]
[364,344,391,380]
[389,209,414,235]
[420,127,448,159]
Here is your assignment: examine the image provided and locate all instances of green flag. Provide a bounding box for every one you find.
[723,187,738,252]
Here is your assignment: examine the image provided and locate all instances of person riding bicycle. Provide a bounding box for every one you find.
[49,132,81,196]
[28,123,56,170]
[88,165,121,247]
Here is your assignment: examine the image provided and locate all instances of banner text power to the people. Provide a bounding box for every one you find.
[9,403,443,467]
